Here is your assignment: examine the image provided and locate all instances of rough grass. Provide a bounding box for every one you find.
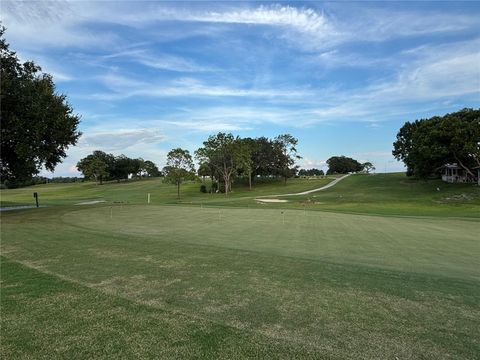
[1,203,479,359]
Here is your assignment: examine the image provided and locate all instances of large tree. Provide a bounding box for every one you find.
[0,28,81,184]
[163,148,195,199]
[274,134,301,184]
[393,108,480,179]
[195,133,241,196]
[76,151,113,185]
[362,162,375,174]
[143,160,160,177]
[250,136,278,181]
[326,156,363,174]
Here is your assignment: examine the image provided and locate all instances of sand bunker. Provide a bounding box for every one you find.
[75,200,106,205]
[255,199,289,203]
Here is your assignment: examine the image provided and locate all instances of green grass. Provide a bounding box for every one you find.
[2,173,479,217]
[283,173,480,217]
[1,174,480,358]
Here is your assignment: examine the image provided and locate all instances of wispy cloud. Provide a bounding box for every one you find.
[100,48,215,72]
[361,40,480,101]
[80,129,165,151]
[91,74,311,100]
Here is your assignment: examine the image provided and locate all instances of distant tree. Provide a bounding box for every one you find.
[251,136,277,181]
[111,155,134,181]
[143,160,160,177]
[195,133,240,196]
[393,108,480,179]
[163,148,195,199]
[1,27,81,184]
[326,156,363,174]
[76,151,112,184]
[237,138,257,190]
[299,168,324,176]
[130,158,145,178]
[362,162,375,174]
[274,134,301,184]
[197,162,210,183]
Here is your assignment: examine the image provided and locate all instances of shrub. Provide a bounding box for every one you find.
[200,184,207,193]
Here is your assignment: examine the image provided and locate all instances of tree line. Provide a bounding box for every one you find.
[76,151,160,184]
[162,133,301,197]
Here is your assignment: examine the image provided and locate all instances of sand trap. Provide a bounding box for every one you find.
[75,200,106,205]
[255,199,289,203]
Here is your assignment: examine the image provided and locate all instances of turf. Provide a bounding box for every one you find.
[1,174,479,358]
[1,202,479,359]
[2,173,479,217]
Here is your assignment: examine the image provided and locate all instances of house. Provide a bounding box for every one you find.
[474,166,480,186]
[441,163,478,183]
[441,163,477,184]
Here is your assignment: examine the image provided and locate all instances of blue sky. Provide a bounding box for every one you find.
[3,1,480,175]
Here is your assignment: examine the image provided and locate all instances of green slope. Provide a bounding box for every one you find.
[281,173,480,217]
[0,176,333,207]
[2,173,479,217]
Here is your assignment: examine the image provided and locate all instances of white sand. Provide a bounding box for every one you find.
[255,199,289,203]
[75,200,106,205]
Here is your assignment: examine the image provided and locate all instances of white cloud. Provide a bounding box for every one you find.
[100,48,215,72]
[301,158,327,169]
[80,129,165,151]
[362,40,480,101]
[91,74,311,100]
[347,8,478,42]
[164,121,250,132]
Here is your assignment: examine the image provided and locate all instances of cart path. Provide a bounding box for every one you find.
[257,174,351,198]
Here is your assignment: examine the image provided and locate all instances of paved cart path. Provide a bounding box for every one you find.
[257,174,351,198]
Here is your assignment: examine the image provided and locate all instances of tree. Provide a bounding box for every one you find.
[130,158,145,178]
[362,162,375,174]
[76,151,112,184]
[237,138,257,190]
[197,162,211,183]
[143,160,160,177]
[299,168,324,176]
[274,134,301,184]
[195,133,241,196]
[0,27,81,184]
[326,156,363,174]
[250,137,277,181]
[163,148,195,199]
[393,109,480,179]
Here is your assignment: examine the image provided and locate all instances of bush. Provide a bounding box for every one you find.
[211,182,218,193]
[200,184,207,193]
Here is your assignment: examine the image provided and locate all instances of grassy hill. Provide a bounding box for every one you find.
[2,173,479,217]
[284,173,480,217]
[0,176,333,207]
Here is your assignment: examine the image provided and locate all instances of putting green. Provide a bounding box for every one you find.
[59,205,480,280]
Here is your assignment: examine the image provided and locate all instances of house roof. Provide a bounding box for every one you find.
[443,163,462,169]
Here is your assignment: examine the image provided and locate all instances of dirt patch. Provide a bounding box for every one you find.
[255,199,289,203]
[434,193,479,204]
[300,198,322,205]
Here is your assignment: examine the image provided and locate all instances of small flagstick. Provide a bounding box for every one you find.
[110,206,113,219]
